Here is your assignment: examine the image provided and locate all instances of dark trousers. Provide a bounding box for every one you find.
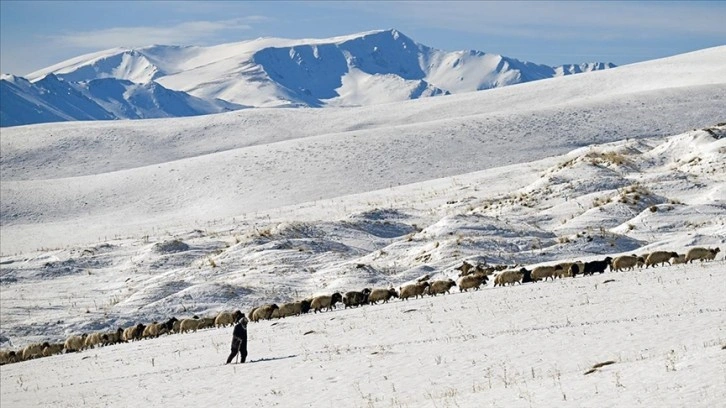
[226,345,247,364]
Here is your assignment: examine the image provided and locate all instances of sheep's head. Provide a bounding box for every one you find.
[331,293,343,303]
[300,299,312,313]
[456,261,473,273]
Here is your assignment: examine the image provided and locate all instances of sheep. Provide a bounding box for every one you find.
[557,262,584,278]
[368,288,399,304]
[494,268,526,287]
[0,350,19,365]
[104,327,125,345]
[531,265,562,282]
[277,300,311,318]
[250,304,281,320]
[455,261,475,276]
[84,332,108,349]
[568,262,585,277]
[310,294,343,313]
[172,319,182,334]
[638,253,650,268]
[196,317,216,330]
[343,288,372,308]
[686,247,721,263]
[64,334,88,352]
[611,255,642,272]
[458,272,488,292]
[179,318,202,333]
[21,343,45,360]
[645,251,679,268]
[142,318,177,339]
[583,257,613,275]
[122,324,146,341]
[42,342,65,357]
[399,281,430,300]
[215,310,244,327]
[428,279,457,296]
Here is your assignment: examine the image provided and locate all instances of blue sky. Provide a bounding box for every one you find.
[1,1,724,75]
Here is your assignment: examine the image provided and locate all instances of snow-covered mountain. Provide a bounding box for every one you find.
[0,73,241,127]
[0,42,724,408]
[13,29,615,114]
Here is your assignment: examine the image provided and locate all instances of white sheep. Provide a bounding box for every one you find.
[42,342,65,357]
[104,328,125,345]
[64,334,88,352]
[277,301,312,318]
[179,318,201,333]
[368,288,399,304]
[250,304,281,320]
[21,343,45,360]
[0,350,19,365]
[458,273,488,292]
[494,269,525,287]
[84,332,107,349]
[427,279,456,296]
[215,310,244,327]
[399,281,430,300]
[122,324,146,341]
[531,265,560,282]
[685,247,720,263]
[611,255,641,271]
[645,251,679,268]
[310,294,342,313]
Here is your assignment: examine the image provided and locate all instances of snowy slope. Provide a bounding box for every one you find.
[1,260,724,408]
[1,45,723,255]
[0,45,725,408]
[25,29,616,108]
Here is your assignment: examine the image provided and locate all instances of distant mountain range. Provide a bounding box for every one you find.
[1,29,615,127]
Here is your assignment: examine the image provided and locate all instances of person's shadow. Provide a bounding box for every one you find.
[244,354,297,364]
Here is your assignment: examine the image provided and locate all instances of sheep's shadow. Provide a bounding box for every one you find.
[244,354,298,364]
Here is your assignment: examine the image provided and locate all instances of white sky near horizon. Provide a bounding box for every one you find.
[1,1,725,76]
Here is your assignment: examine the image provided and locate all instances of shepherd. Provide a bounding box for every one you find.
[225,316,248,364]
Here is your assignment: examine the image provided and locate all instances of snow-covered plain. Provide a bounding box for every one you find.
[1,46,725,407]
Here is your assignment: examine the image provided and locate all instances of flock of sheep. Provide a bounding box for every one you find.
[0,246,719,366]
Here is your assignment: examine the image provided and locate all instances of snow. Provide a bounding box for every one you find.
[22,29,618,110]
[1,44,725,407]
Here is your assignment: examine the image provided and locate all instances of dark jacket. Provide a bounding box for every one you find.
[231,322,247,350]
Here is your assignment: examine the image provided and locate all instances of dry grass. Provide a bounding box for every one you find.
[586,151,631,166]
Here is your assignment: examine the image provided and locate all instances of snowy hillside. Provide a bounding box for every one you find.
[24,29,615,110]
[0,45,724,407]
[2,45,723,254]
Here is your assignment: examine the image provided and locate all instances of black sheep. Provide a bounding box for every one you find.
[343,288,371,308]
[583,257,613,275]
[520,268,534,283]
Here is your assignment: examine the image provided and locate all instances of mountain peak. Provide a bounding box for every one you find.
[5,30,619,126]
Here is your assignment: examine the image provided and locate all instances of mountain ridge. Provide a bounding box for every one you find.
[1,29,617,127]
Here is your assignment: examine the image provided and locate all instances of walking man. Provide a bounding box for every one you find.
[225,316,248,364]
